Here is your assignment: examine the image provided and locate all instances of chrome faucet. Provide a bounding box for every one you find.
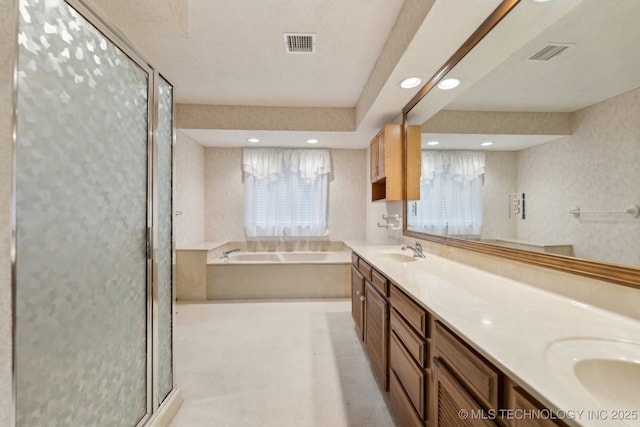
[401,240,425,258]
[219,248,240,259]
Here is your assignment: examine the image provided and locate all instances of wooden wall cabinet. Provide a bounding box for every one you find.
[370,124,421,202]
[370,129,385,183]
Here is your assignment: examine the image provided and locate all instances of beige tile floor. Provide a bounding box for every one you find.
[169,300,397,427]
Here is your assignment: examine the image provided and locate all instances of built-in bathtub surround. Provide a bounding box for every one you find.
[175,130,205,247]
[204,148,367,242]
[176,241,351,301]
[0,0,16,424]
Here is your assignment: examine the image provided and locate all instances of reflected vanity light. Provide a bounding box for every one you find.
[400,76,423,89]
[427,141,440,146]
[437,78,460,90]
[481,141,494,146]
[247,138,260,143]
[306,138,319,144]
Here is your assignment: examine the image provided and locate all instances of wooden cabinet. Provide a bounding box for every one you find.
[434,358,498,427]
[370,129,385,182]
[351,254,389,390]
[350,250,565,427]
[504,380,568,427]
[388,284,429,426]
[351,265,365,341]
[370,124,421,202]
[370,125,396,201]
[365,281,388,390]
[434,321,500,410]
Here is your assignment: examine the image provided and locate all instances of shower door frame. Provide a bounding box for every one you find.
[10,0,177,425]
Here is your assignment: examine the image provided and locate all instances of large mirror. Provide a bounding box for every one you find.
[403,0,640,287]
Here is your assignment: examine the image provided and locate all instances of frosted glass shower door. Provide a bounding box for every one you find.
[16,0,150,426]
[156,76,174,404]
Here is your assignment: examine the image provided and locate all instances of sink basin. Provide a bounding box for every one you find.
[375,251,419,263]
[574,358,640,409]
[545,338,640,415]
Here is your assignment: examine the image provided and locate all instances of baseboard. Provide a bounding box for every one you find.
[145,388,183,427]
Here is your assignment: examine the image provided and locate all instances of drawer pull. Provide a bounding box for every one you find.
[360,296,366,302]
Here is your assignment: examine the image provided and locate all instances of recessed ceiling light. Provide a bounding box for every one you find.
[481,141,494,146]
[427,141,440,146]
[306,138,319,144]
[437,78,461,90]
[400,77,422,89]
[247,138,260,143]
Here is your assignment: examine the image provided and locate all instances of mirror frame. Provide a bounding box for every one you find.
[402,0,640,289]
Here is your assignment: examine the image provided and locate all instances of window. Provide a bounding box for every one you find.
[408,151,485,237]
[243,148,331,237]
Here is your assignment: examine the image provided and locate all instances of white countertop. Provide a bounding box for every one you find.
[346,242,640,427]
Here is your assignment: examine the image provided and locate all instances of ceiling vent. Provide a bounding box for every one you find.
[284,33,316,54]
[528,43,574,61]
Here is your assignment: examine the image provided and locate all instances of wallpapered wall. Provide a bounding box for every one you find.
[517,87,640,267]
[175,131,206,247]
[203,148,368,243]
[0,0,16,424]
[481,151,518,241]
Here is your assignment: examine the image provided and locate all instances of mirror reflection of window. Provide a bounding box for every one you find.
[408,151,484,238]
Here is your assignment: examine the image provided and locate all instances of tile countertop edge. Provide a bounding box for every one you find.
[345,241,640,427]
[176,241,228,251]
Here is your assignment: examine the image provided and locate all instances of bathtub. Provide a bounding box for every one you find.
[205,246,351,300]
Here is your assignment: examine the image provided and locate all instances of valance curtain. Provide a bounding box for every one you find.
[410,151,485,236]
[243,148,332,237]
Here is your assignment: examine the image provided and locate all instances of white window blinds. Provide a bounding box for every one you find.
[242,148,332,237]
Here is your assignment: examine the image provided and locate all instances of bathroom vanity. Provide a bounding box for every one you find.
[347,243,640,427]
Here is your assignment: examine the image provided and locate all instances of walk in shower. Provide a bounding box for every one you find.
[12,0,177,425]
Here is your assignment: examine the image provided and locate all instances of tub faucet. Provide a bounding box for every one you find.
[401,240,425,258]
[220,248,240,259]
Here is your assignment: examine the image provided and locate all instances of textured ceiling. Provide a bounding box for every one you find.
[94,0,405,107]
[86,0,510,148]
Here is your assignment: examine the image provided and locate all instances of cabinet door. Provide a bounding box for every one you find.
[365,281,388,390]
[351,265,365,341]
[370,137,379,182]
[434,358,498,427]
[377,131,385,179]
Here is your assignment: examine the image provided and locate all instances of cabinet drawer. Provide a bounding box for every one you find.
[351,252,359,267]
[434,358,498,427]
[390,371,424,427]
[434,321,500,410]
[358,258,372,281]
[390,332,425,419]
[390,284,427,337]
[390,308,426,367]
[505,380,568,427]
[371,268,388,296]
